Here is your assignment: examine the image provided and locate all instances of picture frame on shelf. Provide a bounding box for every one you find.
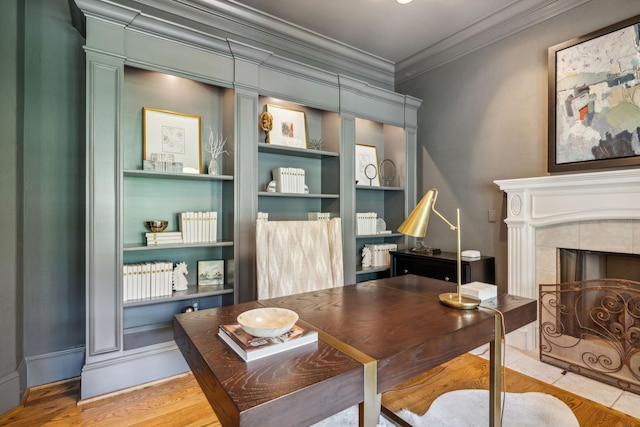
[143,107,202,174]
[548,14,640,173]
[265,104,307,148]
[197,260,224,287]
[355,143,380,186]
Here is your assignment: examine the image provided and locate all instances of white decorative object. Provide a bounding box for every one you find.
[361,246,372,267]
[205,127,228,175]
[237,307,299,338]
[172,262,189,291]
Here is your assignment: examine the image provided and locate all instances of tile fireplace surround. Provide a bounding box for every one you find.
[495,169,640,351]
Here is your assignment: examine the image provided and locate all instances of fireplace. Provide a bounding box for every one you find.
[495,168,640,351]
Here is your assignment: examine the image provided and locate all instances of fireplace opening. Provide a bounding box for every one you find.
[540,249,640,394]
[559,248,640,282]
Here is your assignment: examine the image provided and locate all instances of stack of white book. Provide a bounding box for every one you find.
[272,167,305,193]
[366,243,397,267]
[308,212,331,220]
[356,212,378,235]
[123,261,174,302]
[179,212,218,244]
[145,231,183,246]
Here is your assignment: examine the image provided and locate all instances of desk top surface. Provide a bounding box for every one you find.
[174,274,536,426]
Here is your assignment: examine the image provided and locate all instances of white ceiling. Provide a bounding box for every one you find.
[232,0,524,64]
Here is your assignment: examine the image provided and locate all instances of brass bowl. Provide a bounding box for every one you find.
[145,220,168,233]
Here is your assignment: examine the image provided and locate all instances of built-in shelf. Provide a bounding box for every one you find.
[356,233,403,239]
[258,192,340,199]
[355,185,403,191]
[124,169,233,181]
[123,241,234,252]
[356,265,390,275]
[258,143,339,159]
[124,284,234,307]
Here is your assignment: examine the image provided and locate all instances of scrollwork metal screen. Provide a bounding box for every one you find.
[540,279,640,394]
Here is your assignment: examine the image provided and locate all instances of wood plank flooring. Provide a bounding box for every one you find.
[1,353,637,426]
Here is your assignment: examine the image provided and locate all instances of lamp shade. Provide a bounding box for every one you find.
[398,188,438,237]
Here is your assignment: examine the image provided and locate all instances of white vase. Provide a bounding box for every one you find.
[208,158,219,175]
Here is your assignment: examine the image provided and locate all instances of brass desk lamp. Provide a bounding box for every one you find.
[398,188,480,309]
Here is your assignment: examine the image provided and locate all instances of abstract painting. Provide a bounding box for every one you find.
[548,15,640,172]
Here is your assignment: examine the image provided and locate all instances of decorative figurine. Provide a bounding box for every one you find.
[205,127,228,175]
[259,111,273,143]
[361,246,372,267]
[173,262,189,291]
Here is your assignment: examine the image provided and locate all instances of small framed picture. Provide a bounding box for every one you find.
[197,260,224,286]
[265,104,307,148]
[143,107,202,174]
[355,143,380,186]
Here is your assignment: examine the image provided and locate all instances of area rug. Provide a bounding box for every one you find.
[312,390,579,426]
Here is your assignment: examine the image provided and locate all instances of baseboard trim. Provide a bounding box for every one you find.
[25,346,85,388]
[80,344,189,400]
[0,371,20,415]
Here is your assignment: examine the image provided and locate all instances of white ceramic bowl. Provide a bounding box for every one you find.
[237,308,299,338]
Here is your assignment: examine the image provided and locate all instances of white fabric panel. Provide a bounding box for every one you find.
[256,218,344,299]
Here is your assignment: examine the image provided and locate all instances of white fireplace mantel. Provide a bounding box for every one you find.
[494,168,640,349]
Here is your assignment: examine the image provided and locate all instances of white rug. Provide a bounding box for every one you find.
[312,390,579,426]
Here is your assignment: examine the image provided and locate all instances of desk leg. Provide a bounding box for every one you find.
[358,360,379,427]
[489,313,503,427]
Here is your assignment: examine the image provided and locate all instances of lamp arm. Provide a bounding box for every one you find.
[430,207,458,231]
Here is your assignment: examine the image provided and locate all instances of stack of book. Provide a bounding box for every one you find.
[308,212,331,220]
[218,323,318,362]
[365,243,398,267]
[272,167,306,193]
[356,212,378,235]
[179,211,218,244]
[123,261,174,302]
[145,231,183,246]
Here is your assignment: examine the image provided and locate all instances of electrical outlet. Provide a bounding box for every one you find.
[488,209,497,223]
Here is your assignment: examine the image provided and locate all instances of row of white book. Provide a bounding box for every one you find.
[179,211,218,244]
[356,212,379,235]
[123,261,174,302]
[365,243,397,267]
[272,167,306,193]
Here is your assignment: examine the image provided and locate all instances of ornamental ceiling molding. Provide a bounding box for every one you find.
[394,0,592,84]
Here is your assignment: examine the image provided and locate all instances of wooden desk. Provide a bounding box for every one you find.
[174,275,536,427]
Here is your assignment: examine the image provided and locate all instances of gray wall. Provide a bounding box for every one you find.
[0,0,85,413]
[0,0,22,413]
[397,0,640,291]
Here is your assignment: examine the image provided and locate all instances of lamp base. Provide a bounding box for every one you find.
[439,292,481,310]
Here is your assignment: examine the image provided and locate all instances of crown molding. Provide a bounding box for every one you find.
[395,0,592,85]
[130,0,396,89]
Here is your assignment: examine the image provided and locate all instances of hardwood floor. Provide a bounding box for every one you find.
[1,353,637,426]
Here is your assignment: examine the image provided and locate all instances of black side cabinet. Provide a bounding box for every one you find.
[390,250,495,284]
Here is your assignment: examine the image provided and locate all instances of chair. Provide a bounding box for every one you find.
[256,218,344,299]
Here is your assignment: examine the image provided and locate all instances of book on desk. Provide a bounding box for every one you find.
[218,323,318,362]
